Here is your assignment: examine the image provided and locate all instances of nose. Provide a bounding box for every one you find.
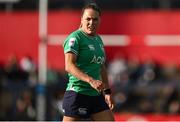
[89,19,93,24]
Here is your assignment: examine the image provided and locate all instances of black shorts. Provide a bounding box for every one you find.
[62,90,109,118]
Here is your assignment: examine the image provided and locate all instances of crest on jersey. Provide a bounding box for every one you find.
[68,38,76,47]
[88,45,95,51]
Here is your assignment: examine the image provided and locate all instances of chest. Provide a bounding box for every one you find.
[77,38,105,65]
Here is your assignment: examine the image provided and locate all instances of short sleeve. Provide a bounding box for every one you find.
[63,37,79,55]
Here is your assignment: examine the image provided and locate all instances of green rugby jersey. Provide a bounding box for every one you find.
[63,29,106,96]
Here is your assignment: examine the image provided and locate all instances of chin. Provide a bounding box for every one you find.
[88,31,96,36]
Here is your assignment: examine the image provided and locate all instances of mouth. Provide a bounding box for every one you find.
[88,26,95,31]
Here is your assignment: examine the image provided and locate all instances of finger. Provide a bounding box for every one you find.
[108,102,112,109]
[97,84,104,91]
[99,84,105,91]
[96,80,105,89]
[107,100,114,110]
[108,102,113,110]
[110,103,114,110]
[95,87,102,93]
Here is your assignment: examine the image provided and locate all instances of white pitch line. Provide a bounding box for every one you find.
[48,34,130,46]
[145,35,180,46]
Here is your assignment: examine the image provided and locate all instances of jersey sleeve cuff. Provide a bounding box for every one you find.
[64,48,78,55]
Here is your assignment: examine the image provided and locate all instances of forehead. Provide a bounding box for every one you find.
[82,8,100,18]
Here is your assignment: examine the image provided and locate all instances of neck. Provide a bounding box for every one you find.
[80,28,96,37]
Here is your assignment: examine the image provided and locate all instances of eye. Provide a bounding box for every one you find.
[86,18,91,21]
[93,18,98,21]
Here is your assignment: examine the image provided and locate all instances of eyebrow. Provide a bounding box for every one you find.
[86,16,98,19]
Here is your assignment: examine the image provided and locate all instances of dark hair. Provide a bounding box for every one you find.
[81,3,101,17]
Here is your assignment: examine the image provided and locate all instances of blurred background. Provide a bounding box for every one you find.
[0,0,180,121]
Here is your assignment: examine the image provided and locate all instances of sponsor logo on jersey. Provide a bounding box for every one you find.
[90,55,105,64]
[68,38,76,47]
[88,45,95,51]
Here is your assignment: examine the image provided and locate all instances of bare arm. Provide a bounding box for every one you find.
[65,52,105,92]
[101,65,110,89]
[101,64,114,110]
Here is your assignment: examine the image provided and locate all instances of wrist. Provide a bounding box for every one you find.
[103,88,112,95]
[86,77,94,83]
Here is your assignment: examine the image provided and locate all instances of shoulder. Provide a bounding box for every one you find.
[68,29,82,39]
[96,35,104,44]
[64,30,81,43]
[96,35,102,40]
[63,30,82,47]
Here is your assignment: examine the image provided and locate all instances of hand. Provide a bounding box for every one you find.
[104,94,114,110]
[88,78,105,92]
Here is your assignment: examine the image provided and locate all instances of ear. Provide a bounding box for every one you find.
[80,18,83,26]
[79,24,82,28]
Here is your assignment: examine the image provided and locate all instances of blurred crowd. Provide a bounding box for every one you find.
[107,54,180,114]
[0,55,67,120]
[0,54,180,121]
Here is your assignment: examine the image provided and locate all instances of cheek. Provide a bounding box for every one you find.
[82,21,88,26]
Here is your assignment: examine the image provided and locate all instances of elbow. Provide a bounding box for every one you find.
[65,65,70,72]
[65,63,72,73]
